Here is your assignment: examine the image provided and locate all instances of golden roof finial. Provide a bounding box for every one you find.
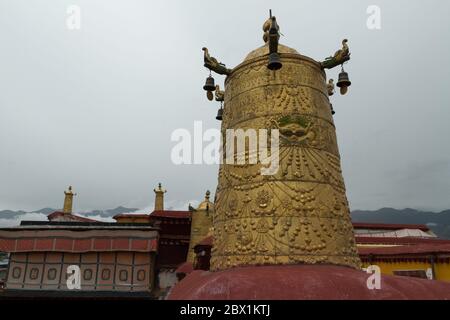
[197,190,214,211]
[153,183,166,211]
[209,15,359,271]
[63,186,76,214]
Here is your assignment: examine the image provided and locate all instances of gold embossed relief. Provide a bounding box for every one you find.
[212,53,361,271]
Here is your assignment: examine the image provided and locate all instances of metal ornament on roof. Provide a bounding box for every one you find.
[199,11,360,271]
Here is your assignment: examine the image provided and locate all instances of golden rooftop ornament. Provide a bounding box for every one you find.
[200,12,360,271]
[63,186,76,214]
[153,183,167,211]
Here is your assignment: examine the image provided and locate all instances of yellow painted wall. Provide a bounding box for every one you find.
[434,262,450,281]
[362,261,450,282]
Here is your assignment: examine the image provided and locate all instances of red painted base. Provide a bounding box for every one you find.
[168,264,450,300]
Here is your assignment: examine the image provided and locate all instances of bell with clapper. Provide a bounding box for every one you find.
[336,65,351,95]
[266,12,282,70]
[216,105,223,121]
[268,52,282,70]
[203,72,216,91]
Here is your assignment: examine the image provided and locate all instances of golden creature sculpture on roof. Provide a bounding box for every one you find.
[202,47,231,75]
[262,15,280,43]
[321,39,350,69]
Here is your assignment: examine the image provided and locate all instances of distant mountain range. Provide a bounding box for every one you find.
[1,206,450,239]
[0,206,139,220]
[351,208,450,239]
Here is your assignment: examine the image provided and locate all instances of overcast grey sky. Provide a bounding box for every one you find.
[0,0,449,212]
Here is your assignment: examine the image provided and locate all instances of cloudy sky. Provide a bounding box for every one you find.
[0,0,449,213]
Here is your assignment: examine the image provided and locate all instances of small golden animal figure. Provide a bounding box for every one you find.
[202,47,231,75]
[262,16,280,43]
[214,85,225,102]
[334,39,349,61]
[321,39,351,69]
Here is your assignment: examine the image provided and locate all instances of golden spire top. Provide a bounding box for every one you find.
[63,186,76,214]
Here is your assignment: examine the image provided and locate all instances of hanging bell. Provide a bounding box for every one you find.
[216,107,223,121]
[203,75,216,91]
[267,52,282,70]
[330,103,335,115]
[336,70,351,95]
